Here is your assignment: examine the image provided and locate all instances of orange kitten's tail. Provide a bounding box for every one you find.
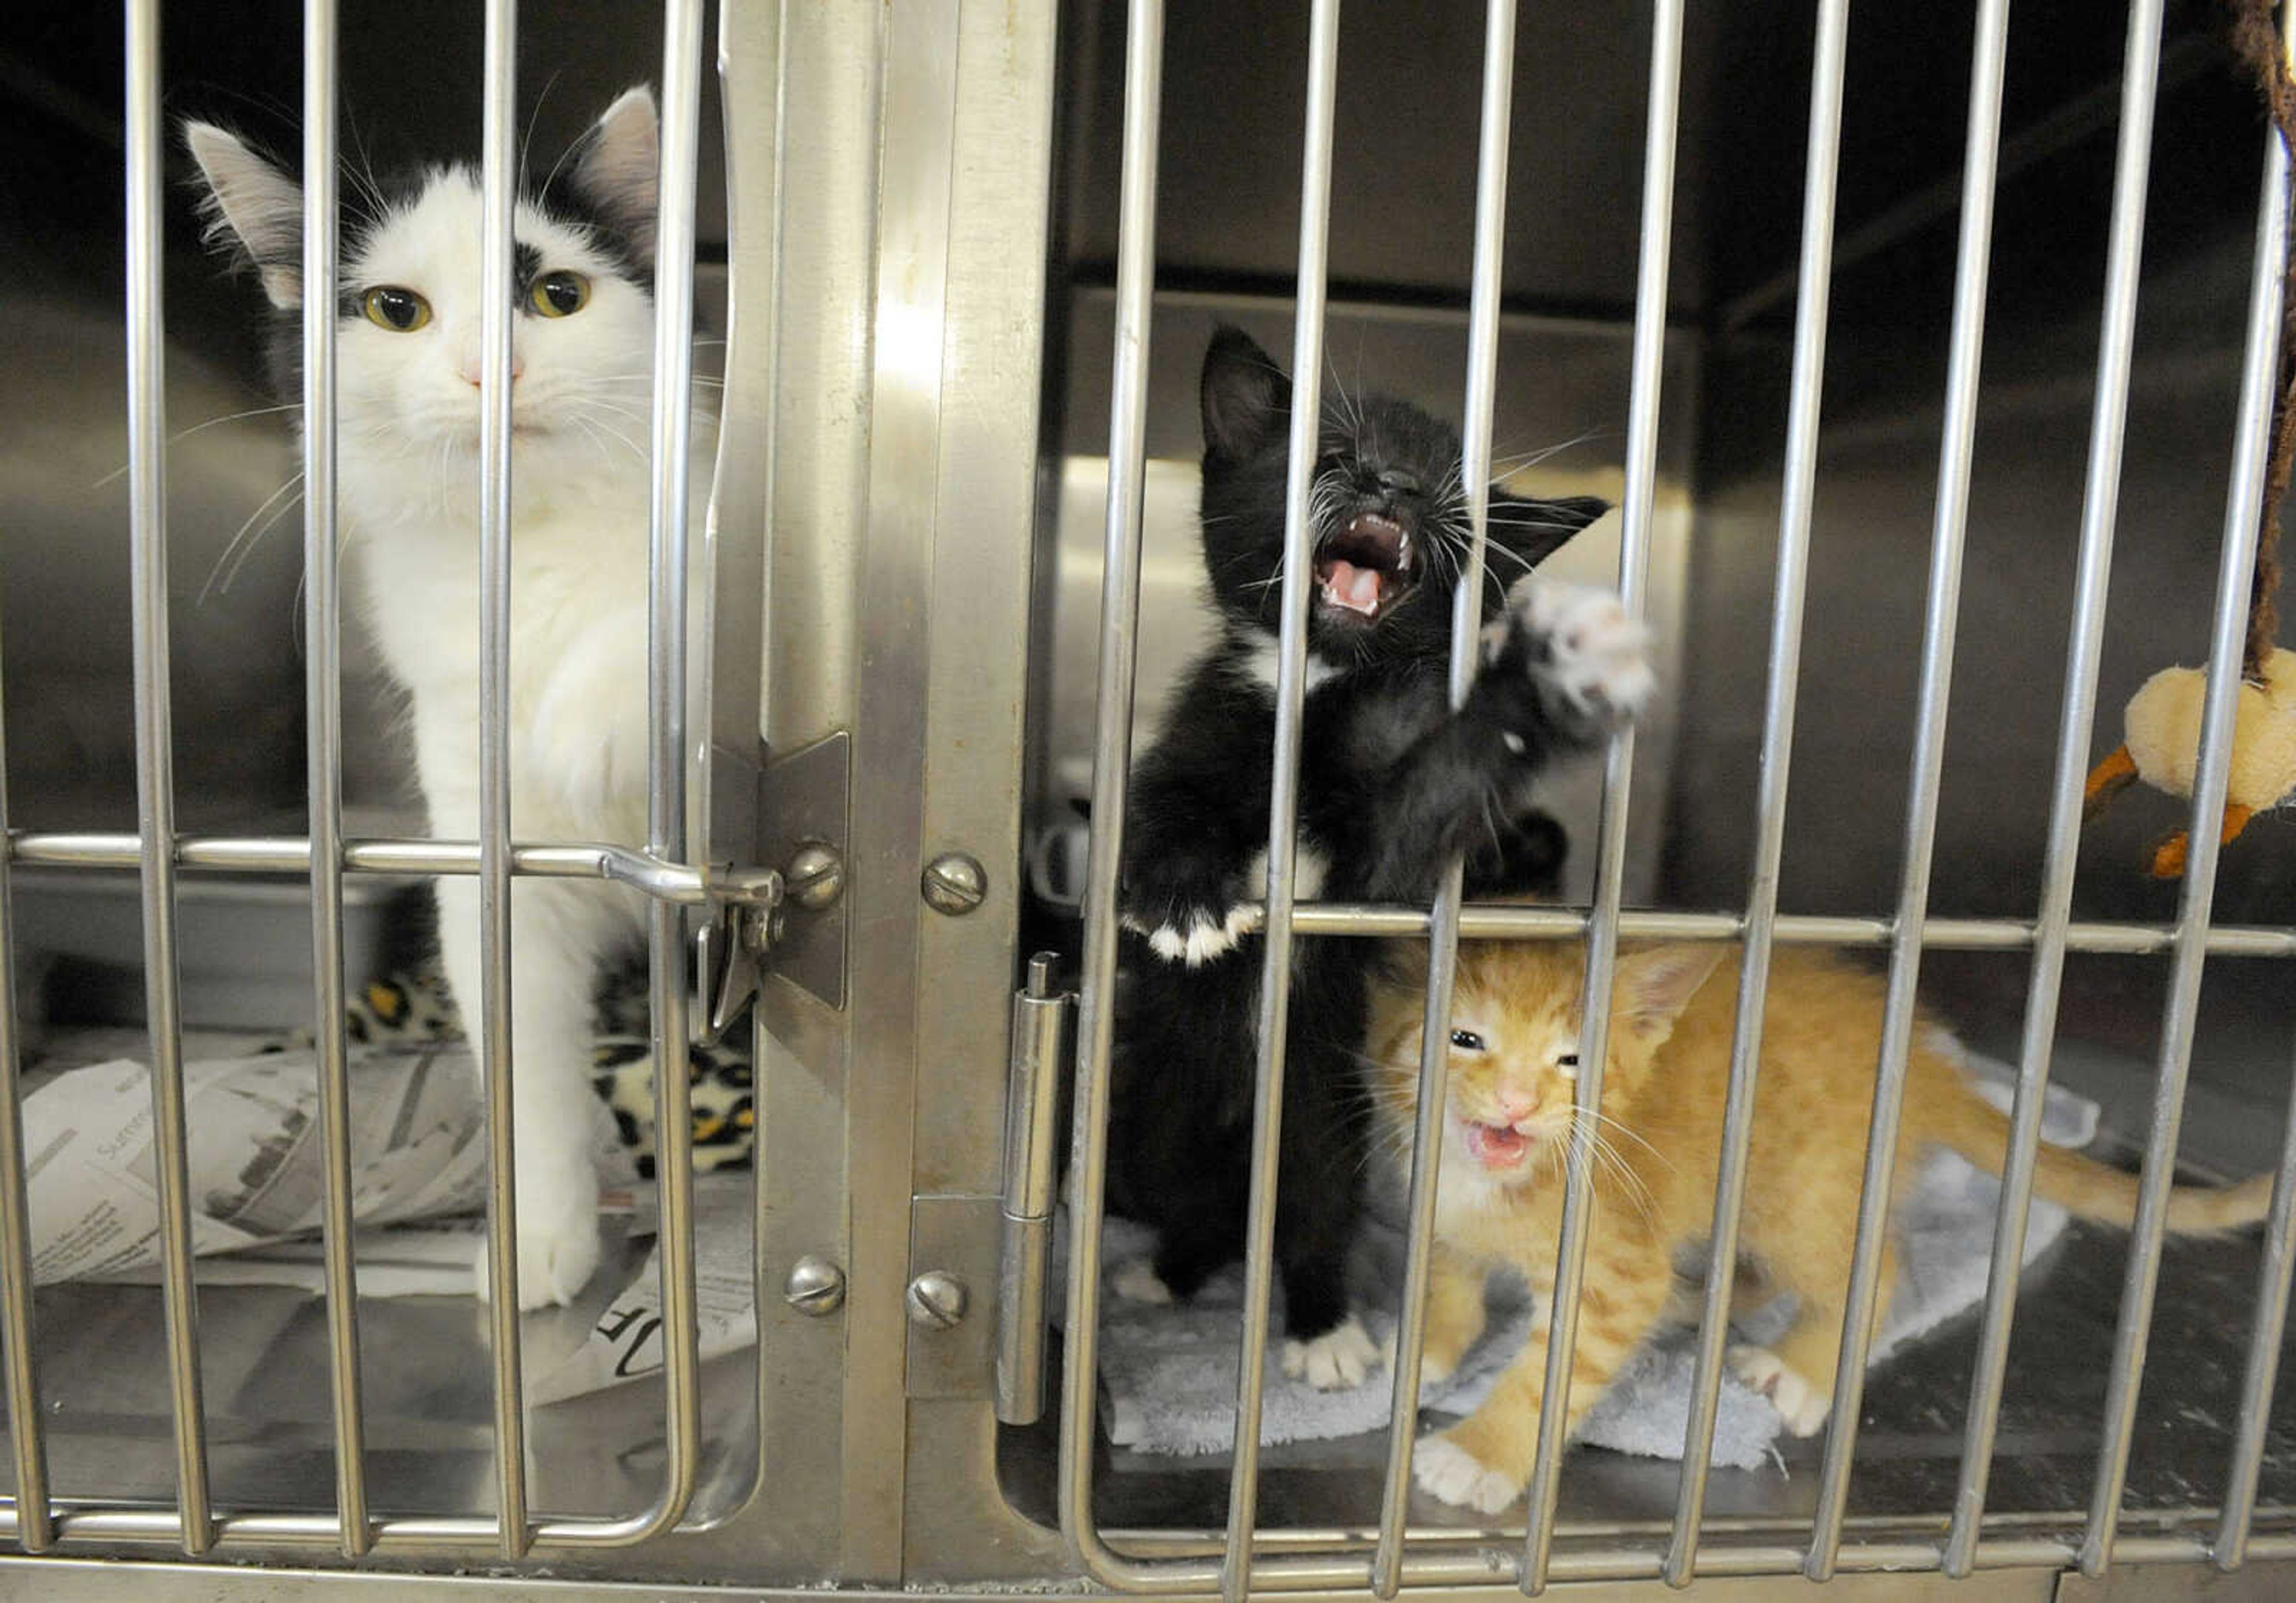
[1924,1077,2276,1235]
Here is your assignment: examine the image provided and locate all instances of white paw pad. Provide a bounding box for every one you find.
[1499,575,1653,722]
[1122,904,1253,967]
[1281,1314,1382,1390]
[473,1213,603,1311]
[1112,1258,1176,1305]
[1729,1343,1831,1437]
[1412,1433,1522,1514]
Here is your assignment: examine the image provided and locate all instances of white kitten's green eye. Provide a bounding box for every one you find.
[1449,1028,1485,1053]
[361,286,431,332]
[529,270,591,318]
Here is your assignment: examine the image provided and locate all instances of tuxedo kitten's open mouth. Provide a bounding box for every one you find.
[1315,512,1413,622]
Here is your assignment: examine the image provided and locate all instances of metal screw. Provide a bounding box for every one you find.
[920,851,987,916]
[784,1255,846,1316]
[905,1269,968,1330]
[786,842,845,910]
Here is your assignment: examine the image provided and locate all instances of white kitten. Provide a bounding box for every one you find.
[187,89,707,1308]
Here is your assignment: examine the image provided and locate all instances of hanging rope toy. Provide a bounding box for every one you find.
[2082,0,2296,878]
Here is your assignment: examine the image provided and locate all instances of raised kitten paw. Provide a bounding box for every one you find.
[1119,902,1254,967]
[1727,1342,1831,1437]
[1485,575,1653,733]
[1111,1257,1177,1305]
[1412,1431,1523,1515]
[1281,1314,1382,1390]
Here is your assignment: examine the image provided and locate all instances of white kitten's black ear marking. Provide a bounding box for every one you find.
[1489,491,1609,568]
[569,87,660,268]
[1613,945,1726,1043]
[1201,325,1293,462]
[182,121,303,309]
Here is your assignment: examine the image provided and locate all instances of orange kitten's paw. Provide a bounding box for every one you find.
[1728,1343,1830,1437]
[1412,1431,1523,1515]
[1281,1314,1382,1390]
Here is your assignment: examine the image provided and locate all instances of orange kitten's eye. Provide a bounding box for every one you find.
[361,286,431,332]
[1556,1051,1580,1080]
[1449,1029,1485,1052]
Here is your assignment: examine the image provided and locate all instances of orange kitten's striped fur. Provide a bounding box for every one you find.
[1369,942,2274,1515]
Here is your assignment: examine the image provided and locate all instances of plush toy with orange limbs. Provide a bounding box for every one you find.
[2085,0,2296,880]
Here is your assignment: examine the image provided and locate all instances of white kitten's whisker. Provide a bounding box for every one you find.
[93,404,306,488]
[200,472,306,604]
[518,69,567,194]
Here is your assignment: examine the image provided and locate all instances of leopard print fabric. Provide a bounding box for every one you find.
[342,958,754,1177]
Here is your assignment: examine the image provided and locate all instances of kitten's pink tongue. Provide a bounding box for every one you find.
[1321,560,1382,615]
[1465,1122,1529,1168]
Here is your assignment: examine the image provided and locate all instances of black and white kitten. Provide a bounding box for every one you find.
[185,90,701,1309]
[1103,327,1650,1388]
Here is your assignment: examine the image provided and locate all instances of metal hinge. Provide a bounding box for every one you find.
[994,952,1071,1424]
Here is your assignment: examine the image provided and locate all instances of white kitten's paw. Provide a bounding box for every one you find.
[1281,1314,1382,1390]
[1112,1257,1176,1305]
[1412,1433,1523,1514]
[1489,575,1653,728]
[1728,1342,1831,1437]
[474,1167,603,1311]
[1120,904,1253,967]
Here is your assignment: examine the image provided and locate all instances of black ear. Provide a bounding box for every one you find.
[567,87,660,267]
[1487,492,1609,568]
[1201,325,1292,462]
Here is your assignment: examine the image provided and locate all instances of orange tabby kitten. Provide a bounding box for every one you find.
[1367,941,2274,1514]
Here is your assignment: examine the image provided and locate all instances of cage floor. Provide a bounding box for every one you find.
[0,1226,759,1528]
[994,1217,2296,1543]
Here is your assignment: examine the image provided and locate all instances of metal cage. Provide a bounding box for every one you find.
[4,0,2296,1597]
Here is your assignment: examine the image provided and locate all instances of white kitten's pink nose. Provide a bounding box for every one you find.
[455,346,526,387]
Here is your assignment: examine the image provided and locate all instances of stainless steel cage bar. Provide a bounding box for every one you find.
[2078,0,2296,1574]
[299,0,371,1559]
[630,0,709,1546]
[474,0,530,1553]
[1803,0,2011,1575]
[124,0,216,1556]
[1367,0,1518,1590]
[1941,0,2166,1575]
[1057,0,1164,1583]
[1221,4,1343,1596]
[2218,1025,2296,1567]
[4,833,771,903]
[1516,2,1681,1587]
[1658,0,1846,1578]
[0,549,47,1559]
